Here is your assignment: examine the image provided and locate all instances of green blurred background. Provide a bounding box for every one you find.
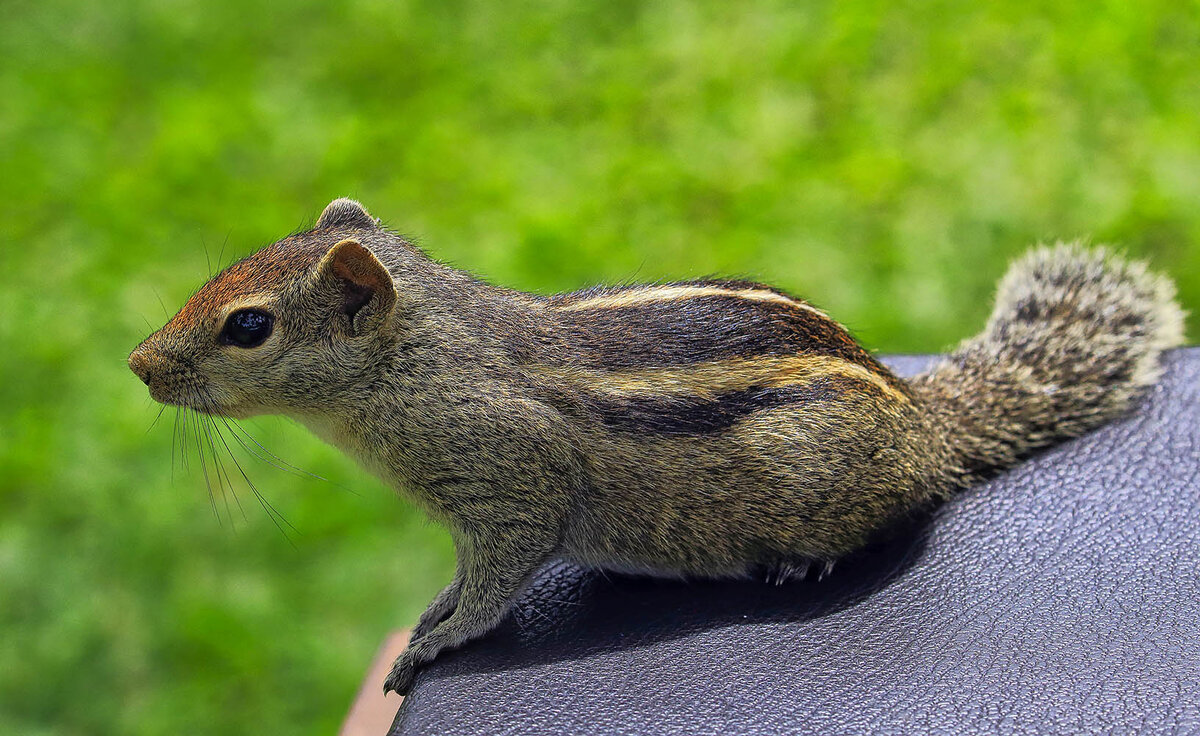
[2,0,1199,733]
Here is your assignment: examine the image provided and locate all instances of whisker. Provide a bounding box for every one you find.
[211,413,299,546]
[206,416,233,528]
[153,387,327,545]
[196,392,300,544]
[152,288,169,319]
[191,411,222,528]
[201,412,246,525]
[180,409,192,473]
[171,407,181,483]
[205,416,238,529]
[147,404,168,434]
[202,235,213,278]
[221,417,358,496]
[214,422,251,525]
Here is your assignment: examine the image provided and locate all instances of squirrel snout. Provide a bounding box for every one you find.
[128,347,153,386]
[128,343,195,406]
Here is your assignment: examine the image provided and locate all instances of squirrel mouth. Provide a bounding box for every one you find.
[144,382,234,416]
[144,381,254,419]
[145,382,187,408]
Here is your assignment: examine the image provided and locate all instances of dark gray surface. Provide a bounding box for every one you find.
[390,349,1200,736]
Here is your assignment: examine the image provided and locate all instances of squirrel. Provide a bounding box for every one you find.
[129,198,1185,695]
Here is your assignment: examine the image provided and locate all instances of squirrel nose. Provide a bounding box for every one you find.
[128,346,152,385]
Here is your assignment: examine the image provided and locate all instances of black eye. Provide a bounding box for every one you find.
[221,309,274,347]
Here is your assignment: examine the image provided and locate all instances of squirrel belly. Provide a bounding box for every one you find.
[129,199,1184,694]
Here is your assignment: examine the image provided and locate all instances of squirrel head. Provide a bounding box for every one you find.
[129,198,401,418]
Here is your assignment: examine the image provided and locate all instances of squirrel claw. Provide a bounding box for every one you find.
[383,657,417,696]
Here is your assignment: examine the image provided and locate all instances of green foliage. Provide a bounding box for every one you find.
[2,1,1198,733]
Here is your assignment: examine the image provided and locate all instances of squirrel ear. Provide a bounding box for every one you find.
[314,239,397,335]
[316,198,379,231]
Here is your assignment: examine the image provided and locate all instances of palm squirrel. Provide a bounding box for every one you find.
[129,198,1184,695]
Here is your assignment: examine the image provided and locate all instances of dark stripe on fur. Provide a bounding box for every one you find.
[554,292,901,388]
[575,376,872,436]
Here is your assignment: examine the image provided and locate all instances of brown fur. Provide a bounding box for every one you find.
[129,199,1185,694]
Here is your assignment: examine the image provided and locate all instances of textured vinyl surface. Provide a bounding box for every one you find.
[390,349,1200,736]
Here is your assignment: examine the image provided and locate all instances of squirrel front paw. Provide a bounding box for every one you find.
[383,651,419,696]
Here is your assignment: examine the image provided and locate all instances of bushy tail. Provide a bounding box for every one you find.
[911,243,1185,489]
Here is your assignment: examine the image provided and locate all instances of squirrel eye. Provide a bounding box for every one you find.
[221,309,274,348]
